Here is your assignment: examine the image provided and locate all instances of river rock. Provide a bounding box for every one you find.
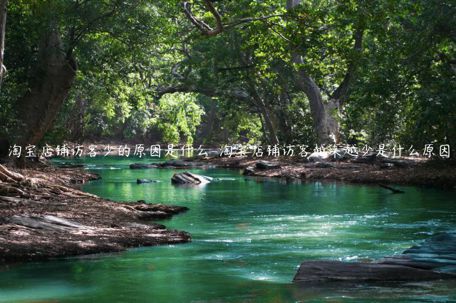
[130,163,158,169]
[137,179,160,184]
[243,166,256,176]
[293,261,454,283]
[308,152,331,162]
[294,232,456,283]
[158,160,206,168]
[255,161,281,170]
[351,152,377,164]
[171,172,212,185]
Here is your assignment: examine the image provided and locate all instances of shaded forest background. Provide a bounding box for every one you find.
[0,0,454,149]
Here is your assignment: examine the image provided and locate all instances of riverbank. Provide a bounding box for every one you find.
[0,164,190,263]
[195,156,456,189]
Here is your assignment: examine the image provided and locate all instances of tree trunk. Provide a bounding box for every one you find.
[0,0,7,88]
[16,28,77,148]
[250,88,279,145]
[287,0,338,144]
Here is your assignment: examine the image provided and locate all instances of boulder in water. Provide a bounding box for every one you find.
[171,172,212,185]
[137,179,160,184]
[293,260,454,283]
[243,166,256,176]
[130,163,158,169]
[294,232,456,283]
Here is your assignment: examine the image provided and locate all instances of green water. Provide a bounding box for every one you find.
[0,157,455,302]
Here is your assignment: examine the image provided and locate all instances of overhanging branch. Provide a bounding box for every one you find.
[331,24,365,105]
[182,0,223,36]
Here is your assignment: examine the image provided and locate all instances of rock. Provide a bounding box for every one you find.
[308,152,331,162]
[293,232,456,284]
[351,153,377,164]
[207,150,221,158]
[255,161,281,170]
[293,261,454,283]
[130,163,158,169]
[329,151,351,161]
[159,160,189,168]
[158,160,207,168]
[243,166,256,176]
[171,172,212,185]
[136,179,160,184]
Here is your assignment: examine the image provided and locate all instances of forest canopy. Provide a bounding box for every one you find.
[0,0,454,148]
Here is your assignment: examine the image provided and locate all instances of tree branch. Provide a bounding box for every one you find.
[331,24,364,105]
[182,0,223,36]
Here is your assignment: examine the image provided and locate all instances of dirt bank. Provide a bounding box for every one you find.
[198,156,456,189]
[0,164,190,263]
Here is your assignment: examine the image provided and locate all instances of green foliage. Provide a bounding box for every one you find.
[1,0,454,148]
[154,93,205,144]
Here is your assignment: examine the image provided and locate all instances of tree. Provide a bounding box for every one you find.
[0,0,7,87]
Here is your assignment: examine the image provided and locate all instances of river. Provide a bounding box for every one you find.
[0,157,455,302]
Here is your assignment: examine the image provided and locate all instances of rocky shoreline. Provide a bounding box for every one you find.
[193,156,456,189]
[0,164,190,263]
[294,232,456,283]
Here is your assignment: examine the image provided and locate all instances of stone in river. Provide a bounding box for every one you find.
[137,179,160,184]
[171,172,212,185]
[293,232,456,284]
[130,163,158,169]
[159,160,206,168]
[243,166,256,176]
[293,261,454,283]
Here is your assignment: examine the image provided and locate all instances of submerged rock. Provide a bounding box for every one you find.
[136,179,160,184]
[158,160,207,168]
[171,172,212,185]
[293,232,456,283]
[130,163,158,169]
[293,261,454,283]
